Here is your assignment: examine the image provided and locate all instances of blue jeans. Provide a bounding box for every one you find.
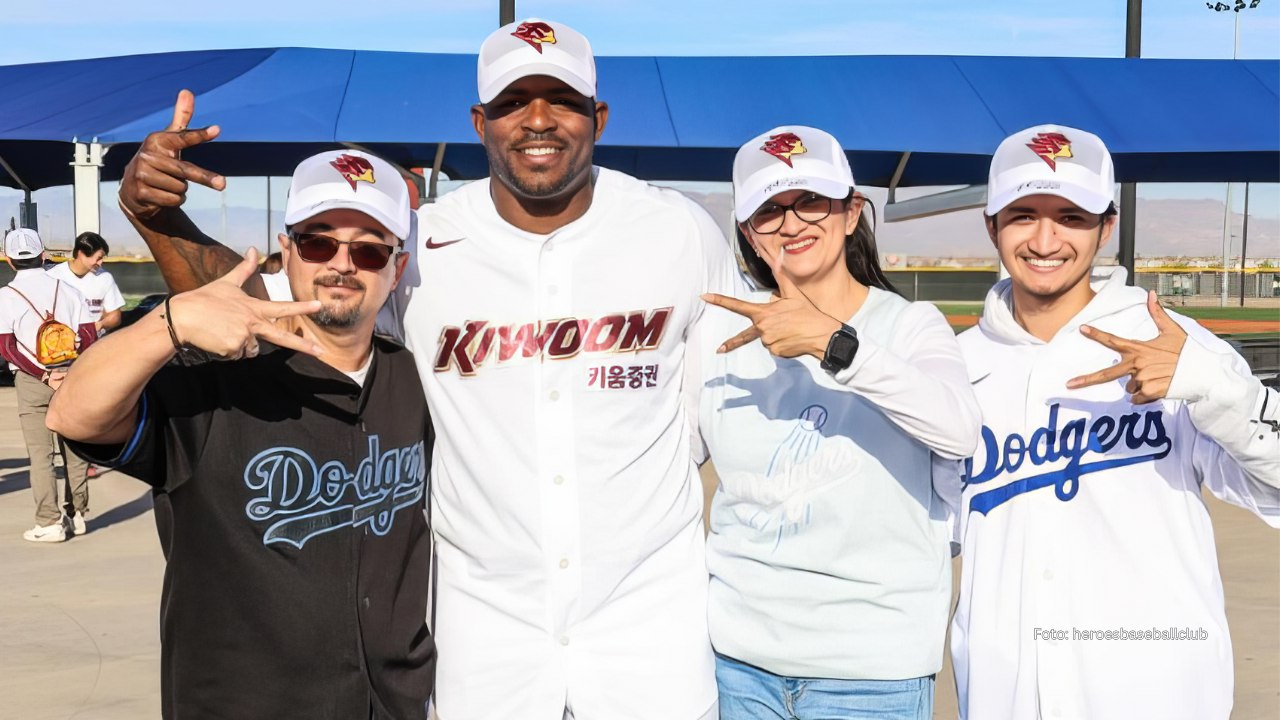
[715,654,934,720]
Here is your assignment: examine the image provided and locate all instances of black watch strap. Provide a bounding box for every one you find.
[820,324,860,374]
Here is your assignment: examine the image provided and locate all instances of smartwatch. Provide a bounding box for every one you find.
[820,324,860,374]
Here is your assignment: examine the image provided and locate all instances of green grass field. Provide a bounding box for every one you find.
[935,302,1279,322]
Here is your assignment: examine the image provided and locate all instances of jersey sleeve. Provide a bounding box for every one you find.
[831,301,983,460]
[682,201,745,466]
[65,364,217,492]
[1164,322,1280,525]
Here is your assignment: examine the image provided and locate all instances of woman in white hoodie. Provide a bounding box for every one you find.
[698,126,981,719]
[949,124,1279,720]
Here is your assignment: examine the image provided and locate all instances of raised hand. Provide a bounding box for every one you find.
[1066,291,1188,404]
[119,89,226,220]
[701,248,842,359]
[167,249,323,360]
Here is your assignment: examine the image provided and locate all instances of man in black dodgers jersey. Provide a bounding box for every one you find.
[48,139,435,719]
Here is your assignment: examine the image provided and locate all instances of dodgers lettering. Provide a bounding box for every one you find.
[964,403,1172,514]
[434,308,672,375]
[243,435,427,548]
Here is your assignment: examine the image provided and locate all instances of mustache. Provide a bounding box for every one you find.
[314,274,365,291]
[511,132,566,149]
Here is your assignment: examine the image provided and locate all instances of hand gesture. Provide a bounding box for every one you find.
[701,249,842,359]
[1066,291,1188,404]
[168,249,323,360]
[119,89,226,220]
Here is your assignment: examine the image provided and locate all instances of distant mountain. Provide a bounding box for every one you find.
[7,186,1277,262]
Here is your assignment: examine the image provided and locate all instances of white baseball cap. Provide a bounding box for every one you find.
[284,150,412,241]
[986,124,1116,216]
[733,125,855,222]
[4,228,44,260]
[477,18,596,104]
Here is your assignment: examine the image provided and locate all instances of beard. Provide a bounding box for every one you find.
[487,133,587,199]
[310,274,366,328]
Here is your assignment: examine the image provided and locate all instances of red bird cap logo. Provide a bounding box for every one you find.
[1025,132,1073,171]
[761,132,808,168]
[329,154,376,190]
[511,21,557,53]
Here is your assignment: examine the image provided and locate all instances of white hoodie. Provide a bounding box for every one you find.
[949,268,1279,720]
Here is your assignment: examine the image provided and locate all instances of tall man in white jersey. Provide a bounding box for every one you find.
[116,19,732,720]
[948,124,1279,720]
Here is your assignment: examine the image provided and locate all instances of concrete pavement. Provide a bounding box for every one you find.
[0,386,1276,719]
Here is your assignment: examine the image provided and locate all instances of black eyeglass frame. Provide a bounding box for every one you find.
[746,192,844,235]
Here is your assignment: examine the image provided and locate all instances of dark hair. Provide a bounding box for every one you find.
[73,231,109,259]
[10,256,44,270]
[736,194,899,295]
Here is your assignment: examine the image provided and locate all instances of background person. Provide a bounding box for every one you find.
[47,231,125,336]
[0,228,96,542]
[699,126,980,719]
[49,147,436,720]
[950,124,1280,720]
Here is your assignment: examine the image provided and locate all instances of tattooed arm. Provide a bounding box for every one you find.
[118,89,264,298]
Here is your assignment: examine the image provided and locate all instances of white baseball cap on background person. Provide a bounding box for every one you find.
[4,228,44,260]
[284,150,412,241]
[732,125,856,222]
[985,124,1117,216]
[477,18,597,103]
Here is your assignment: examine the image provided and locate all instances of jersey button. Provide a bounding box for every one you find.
[553,475,565,485]
[362,597,370,610]
[1043,569,1055,581]
[559,636,570,646]
[559,558,569,569]
[549,390,560,401]
[548,285,559,296]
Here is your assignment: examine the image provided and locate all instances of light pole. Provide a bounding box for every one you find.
[1209,0,1262,305]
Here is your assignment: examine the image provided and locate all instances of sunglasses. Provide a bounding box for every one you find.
[289,232,400,271]
[747,192,838,235]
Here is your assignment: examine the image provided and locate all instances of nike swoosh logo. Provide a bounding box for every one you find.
[424,236,465,250]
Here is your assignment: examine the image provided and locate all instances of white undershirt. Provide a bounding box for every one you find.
[342,349,374,387]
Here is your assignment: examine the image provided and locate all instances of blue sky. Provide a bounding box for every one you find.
[3,0,1277,63]
[1,0,1276,257]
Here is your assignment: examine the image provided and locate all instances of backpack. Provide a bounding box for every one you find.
[7,281,79,367]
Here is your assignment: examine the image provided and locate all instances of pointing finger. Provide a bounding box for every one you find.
[766,248,801,300]
[167,89,195,132]
[221,248,259,288]
[257,298,323,321]
[252,322,325,357]
[717,327,761,354]
[1066,362,1132,390]
[1146,291,1183,336]
[701,293,762,319]
[1079,324,1134,353]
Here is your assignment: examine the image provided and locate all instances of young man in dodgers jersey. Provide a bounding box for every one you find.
[948,124,1279,720]
[117,19,734,720]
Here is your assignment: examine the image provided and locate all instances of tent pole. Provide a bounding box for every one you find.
[1119,0,1141,285]
[500,0,515,25]
[71,139,105,237]
[428,143,447,204]
[886,151,910,205]
[0,153,36,231]
[1239,182,1249,307]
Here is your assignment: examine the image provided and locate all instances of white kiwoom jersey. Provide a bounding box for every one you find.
[384,168,733,720]
[948,270,1279,720]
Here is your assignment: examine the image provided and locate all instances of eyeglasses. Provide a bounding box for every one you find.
[289,233,399,271]
[747,192,838,235]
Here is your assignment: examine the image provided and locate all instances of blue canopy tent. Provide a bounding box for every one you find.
[0,48,1276,190]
